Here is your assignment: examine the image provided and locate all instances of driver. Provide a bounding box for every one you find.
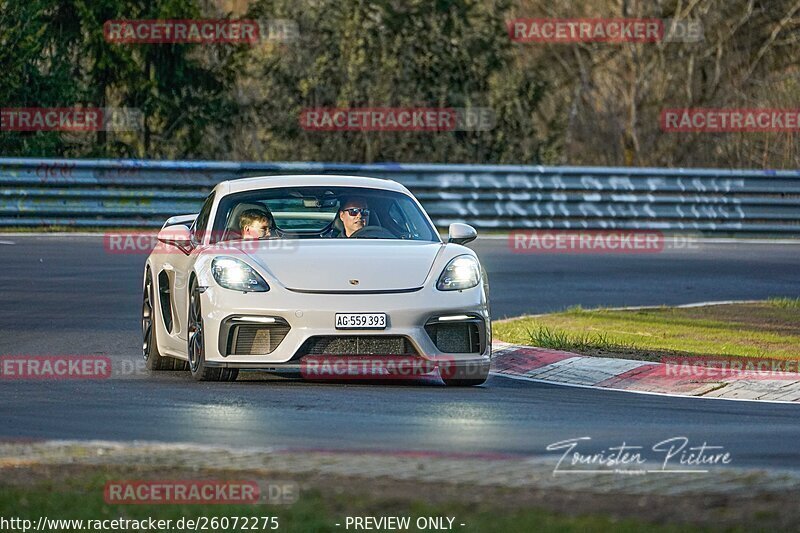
[239,209,274,240]
[337,197,370,238]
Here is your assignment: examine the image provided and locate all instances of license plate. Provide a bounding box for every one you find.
[335,313,387,329]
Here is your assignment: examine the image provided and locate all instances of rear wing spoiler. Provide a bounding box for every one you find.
[162,214,197,229]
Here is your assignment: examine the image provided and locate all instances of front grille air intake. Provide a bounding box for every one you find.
[425,320,482,354]
[231,325,290,355]
[220,316,290,356]
[296,336,418,357]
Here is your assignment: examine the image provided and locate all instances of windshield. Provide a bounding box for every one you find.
[212,186,440,242]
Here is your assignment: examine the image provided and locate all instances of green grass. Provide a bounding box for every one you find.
[768,296,800,309]
[524,322,638,353]
[494,300,800,362]
[0,470,698,533]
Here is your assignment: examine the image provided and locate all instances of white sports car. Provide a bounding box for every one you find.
[142,175,491,386]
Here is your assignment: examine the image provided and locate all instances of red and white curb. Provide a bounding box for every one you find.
[490,341,800,403]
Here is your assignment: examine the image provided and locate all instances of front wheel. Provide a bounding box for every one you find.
[188,279,238,382]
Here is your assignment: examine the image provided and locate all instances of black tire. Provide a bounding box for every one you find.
[143,268,188,371]
[187,278,238,382]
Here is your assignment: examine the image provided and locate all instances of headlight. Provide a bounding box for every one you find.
[437,255,481,291]
[211,257,269,292]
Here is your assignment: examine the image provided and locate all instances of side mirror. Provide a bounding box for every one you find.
[448,223,478,245]
[157,224,193,253]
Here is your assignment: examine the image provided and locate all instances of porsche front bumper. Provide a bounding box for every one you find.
[198,283,491,371]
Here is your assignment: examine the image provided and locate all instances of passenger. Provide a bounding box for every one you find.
[239,209,273,240]
[337,197,370,238]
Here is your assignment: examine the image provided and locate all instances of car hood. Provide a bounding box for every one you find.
[239,239,445,292]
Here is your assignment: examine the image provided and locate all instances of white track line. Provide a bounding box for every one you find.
[0,240,15,245]
[491,372,800,405]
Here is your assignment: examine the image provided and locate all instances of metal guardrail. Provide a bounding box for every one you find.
[1,158,799,233]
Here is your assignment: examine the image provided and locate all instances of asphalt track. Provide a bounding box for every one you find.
[1,235,800,471]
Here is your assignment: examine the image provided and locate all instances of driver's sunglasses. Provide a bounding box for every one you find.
[344,208,370,217]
